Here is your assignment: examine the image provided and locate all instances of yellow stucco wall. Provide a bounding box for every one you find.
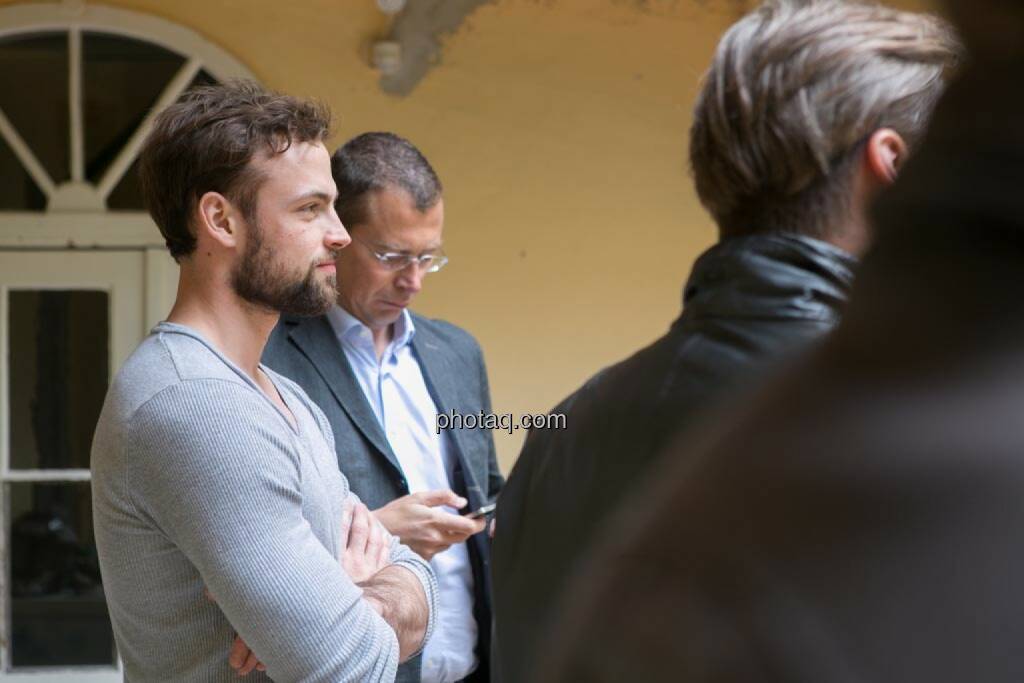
[1,0,944,470]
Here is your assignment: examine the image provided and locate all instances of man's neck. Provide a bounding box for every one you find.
[334,302,398,361]
[166,273,278,380]
[371,323,395,361]
[823,221,870,258]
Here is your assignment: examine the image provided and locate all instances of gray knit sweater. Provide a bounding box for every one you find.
[91,322,437,682]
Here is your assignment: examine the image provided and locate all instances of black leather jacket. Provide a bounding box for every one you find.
[491,233,856,683]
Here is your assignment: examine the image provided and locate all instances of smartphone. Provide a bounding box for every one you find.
[463,503,496,520]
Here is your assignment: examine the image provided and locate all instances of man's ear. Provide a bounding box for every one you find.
[196,191,240,249]
[865,128,908,187]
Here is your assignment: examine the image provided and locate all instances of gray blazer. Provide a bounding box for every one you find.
[263,311,503,683]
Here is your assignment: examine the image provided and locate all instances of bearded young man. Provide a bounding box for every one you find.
[90,81,437,682]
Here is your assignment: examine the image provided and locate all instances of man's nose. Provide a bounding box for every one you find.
[397,264,424,293]
[325,213,351,251]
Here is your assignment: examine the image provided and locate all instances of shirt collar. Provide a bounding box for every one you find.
[325,305,416,352]
[392,308,416,349]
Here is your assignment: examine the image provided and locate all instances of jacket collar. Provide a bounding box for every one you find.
[680,233,857,324]
[283,312,486,502]
[409,322,487,506]
[284,314,401,472]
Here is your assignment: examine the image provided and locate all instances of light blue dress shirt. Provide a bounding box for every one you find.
[326,305,478,683]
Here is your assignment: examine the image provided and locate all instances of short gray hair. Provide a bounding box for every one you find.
[331,132,442,229]
[691,0,961,239]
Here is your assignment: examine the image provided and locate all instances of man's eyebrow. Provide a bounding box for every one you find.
[293,190,336,204]
[374,242,409,254]
[377,241,443,254]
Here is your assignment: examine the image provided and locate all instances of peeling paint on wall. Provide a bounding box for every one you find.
[378,0,750,96]
[378,0,494,96]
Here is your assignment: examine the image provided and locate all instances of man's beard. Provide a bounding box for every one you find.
[231,215,336,317]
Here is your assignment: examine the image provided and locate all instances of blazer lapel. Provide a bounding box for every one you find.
[287,316,403,474]
[411,321,486,506]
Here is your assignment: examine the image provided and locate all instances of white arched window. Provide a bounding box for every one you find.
[0,3,254,679]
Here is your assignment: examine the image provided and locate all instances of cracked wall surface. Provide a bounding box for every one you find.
[380,0,751,96]
[380,0,494,96]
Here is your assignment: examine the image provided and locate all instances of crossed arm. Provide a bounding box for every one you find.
[230,498,431,675]
[338,499,431,660]
[131,382,437,682]
[361,564,432,660]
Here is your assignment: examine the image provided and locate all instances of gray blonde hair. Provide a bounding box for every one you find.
[691,0,961,238]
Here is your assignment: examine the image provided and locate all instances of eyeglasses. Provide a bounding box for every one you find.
[352,234,449,273]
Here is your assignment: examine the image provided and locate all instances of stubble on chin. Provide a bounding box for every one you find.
[230,211,340,317]
[233,259,336,318]
[280,268,337,317]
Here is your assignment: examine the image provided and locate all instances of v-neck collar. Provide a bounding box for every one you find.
[152,321,301,437]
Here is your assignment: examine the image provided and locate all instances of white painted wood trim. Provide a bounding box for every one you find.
[0,107,55,198]
[1,470,91,483]
[0,286,8,481]
[0,462,7,674]
[0,252,142,674]
[0,669,120,682]
[0,213,160,248]
[144,246,177,331]
[0,3,255,82]
[68,27,83,183]
[0,1,260,244]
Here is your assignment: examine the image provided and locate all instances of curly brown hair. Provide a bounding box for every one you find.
[138,80,332,261]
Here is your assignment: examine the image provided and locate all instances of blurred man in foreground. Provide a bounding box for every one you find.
[540,1,1024,681]
[491,2,959,680]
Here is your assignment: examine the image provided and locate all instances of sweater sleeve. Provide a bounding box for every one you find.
[125,379,399,682]
[294,374,440,654]
[344,489,439,659]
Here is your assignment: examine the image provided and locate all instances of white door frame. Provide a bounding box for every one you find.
[0,250,146,680]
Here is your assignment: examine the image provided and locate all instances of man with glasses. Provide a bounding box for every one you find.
[264,132,502,683]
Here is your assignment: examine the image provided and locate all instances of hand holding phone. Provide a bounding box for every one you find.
[463,503,496,520]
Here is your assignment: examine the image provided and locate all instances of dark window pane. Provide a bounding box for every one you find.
[9,482,115,668]
[105,156,142,211]
[104,66,221,211]
[0,133,46,210]
[83,32,184,188]
[8,291,108,470]
[190,68,218,89]
[0,33,69,185]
